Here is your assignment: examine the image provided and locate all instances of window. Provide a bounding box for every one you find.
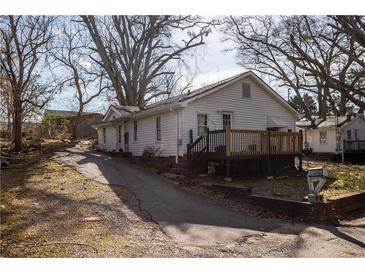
[347,130,352,140]
[222,113,232,129]
[118,125,122,143]
[319,131,327,145]
[197,114,208,136]
[354,129,359,140]
[242,83,251,98]
[124,132,129,145]
[102,128,106,144]
[133,121,138,141]
[156,116,161,141]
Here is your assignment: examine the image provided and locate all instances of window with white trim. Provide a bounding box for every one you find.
[133,121,138,141]
[319,131,327,145]
[197,114,208,136]
[347,130,352,140]
[103,128,106,144]
[156,116,161,141]
[222,113,232,129]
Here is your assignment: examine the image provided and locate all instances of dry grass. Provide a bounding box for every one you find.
[303,160,365,198]
[0,157,186,257]
[206,161,365,201]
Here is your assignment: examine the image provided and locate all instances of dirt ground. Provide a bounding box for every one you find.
[174,160,365,202]
[1,143,364,257]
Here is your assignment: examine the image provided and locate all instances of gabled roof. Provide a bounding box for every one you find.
[102,105,140,121]
[143,72,246,110]
[95,71,299,127]
[143,71,299,115]
[339,114,365,129]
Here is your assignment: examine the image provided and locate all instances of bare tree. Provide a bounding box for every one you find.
[0,76,13,133]
[0,16,57,151]
[223,16,320,122]
[81,15,212,108]
[52,18,107,139]
[285,16,365,113]
[224,16,365,121]
[331,16,365,48]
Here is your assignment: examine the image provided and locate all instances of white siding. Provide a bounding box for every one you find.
[97,125,118,151]
[123,110,182,157]
[181,76,296,153]
[306,128,337,153]
[341,117,365,141]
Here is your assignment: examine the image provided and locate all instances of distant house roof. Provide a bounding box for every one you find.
[317,115,350,128]
[296,117,322,129]
[296,115,362,129]
[44,109,102,118]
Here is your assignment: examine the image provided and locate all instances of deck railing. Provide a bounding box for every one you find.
[226,129,302,158]
[188,128,303,160]
[343,140,365,152]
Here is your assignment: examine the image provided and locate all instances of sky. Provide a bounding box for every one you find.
[48,26,265,114]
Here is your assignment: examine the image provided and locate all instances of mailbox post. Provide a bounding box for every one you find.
[307,167,328,203]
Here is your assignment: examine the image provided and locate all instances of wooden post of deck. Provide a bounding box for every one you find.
[225,128,232,179]
[299,130,303,171]
[225,127,231,157]
[206,128,210,173]
[266,130,272,175]
[189,129,193,145]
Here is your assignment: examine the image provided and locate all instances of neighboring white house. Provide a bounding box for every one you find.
[296,115,365,153]
[93,71,299,161]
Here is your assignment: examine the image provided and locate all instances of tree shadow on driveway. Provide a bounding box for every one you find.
[53,147,365,250]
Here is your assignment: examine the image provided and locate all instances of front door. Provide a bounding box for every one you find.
[124,132,129,152]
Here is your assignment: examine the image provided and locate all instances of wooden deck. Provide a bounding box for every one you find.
[187,128,303,175]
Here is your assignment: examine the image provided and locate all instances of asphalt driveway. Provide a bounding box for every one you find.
[53,147,365,256]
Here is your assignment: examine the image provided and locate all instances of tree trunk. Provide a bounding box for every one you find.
[339,93,347,115]
[72,114,81,140]
[72,106,83,140]
[7,108,11,132]
[318,86,328,119]
[13,95,22,151]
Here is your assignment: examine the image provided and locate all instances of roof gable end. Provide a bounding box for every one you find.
[182,71,300,116]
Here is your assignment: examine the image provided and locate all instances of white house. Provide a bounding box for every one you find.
[93,71,299,162]
[297,114,365,153]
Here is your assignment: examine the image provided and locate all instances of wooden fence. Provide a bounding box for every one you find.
[188,128,303,160]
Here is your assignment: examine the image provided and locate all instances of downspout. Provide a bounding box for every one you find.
[169,106,179,164]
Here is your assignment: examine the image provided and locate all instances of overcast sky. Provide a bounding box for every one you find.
[49,27,245,113]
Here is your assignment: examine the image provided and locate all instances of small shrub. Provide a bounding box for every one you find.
[142,145,155,158]
[142,145,163,160]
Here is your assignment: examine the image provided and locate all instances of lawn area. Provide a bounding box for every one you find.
[0,147,187,257]
[303,160,365,198]
[206,160,365,201]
